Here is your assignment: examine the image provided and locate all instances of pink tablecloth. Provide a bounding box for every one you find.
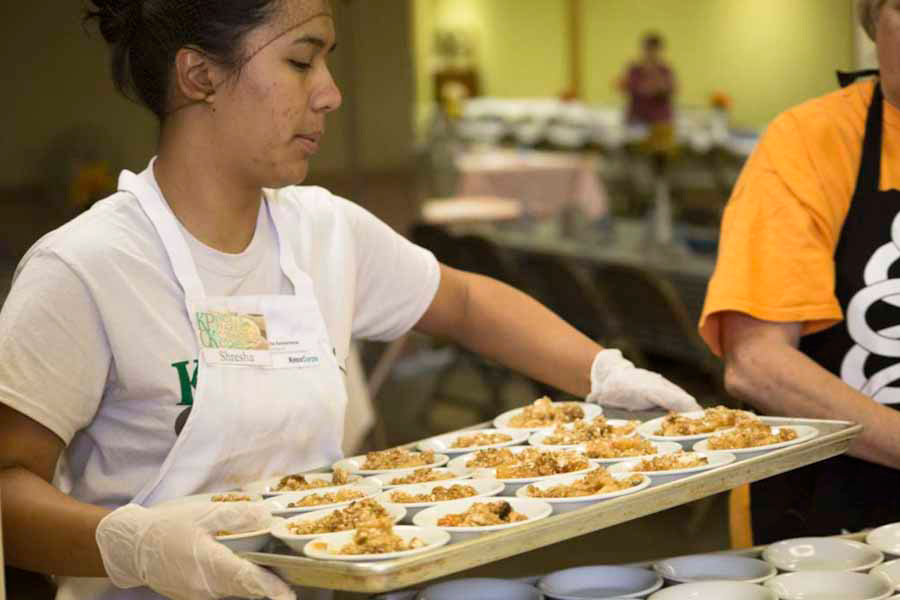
[456,150,609,220]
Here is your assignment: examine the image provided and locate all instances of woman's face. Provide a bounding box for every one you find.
[211,0,341,189]
[878,0,900,104]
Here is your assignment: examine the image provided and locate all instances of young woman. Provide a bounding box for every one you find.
[0,1,697,598]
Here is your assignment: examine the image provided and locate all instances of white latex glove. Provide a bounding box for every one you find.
[96,501,295,600]
[586,349,701,412]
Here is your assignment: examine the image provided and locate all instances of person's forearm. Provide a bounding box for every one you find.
[451,272,601,397]
[1,465,110,576]
[725,340,900,469]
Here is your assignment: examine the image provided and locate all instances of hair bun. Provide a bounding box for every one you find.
[84,0,143,46]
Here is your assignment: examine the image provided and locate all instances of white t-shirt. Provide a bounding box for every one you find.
[0,163,440,508]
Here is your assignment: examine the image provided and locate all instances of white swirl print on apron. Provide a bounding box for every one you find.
[842,211,900,403]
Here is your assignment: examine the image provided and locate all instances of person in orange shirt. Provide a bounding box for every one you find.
[700,0,900,543]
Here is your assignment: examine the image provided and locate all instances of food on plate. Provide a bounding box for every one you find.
[632,452,708,471]
[507,396,585,428]
[287,488,366,508]
[450,431,514,448]
[465,448,518,468]
[525,468,643,498]
[274,468,355,492]
[465,447,589,478]
[584,436,658,459]
[388,468,455,485]
[313,516,424,555]
[388,484,477,504]
[361,448,435,470]
[655,406,757,436]
[706,420,798,449]
[436,501,528,527]
[210,493,254,502]
[286,499,389,535]
[542,416,639,445]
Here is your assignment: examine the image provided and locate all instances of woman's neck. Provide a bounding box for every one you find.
[154,124,261,255]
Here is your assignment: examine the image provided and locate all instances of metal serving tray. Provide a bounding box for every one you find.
[244,417,861,593]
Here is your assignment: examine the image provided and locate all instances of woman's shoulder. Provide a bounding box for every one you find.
[771,81,870,141]
[21,191,162,271]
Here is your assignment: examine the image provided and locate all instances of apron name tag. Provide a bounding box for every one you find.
[203,348,273,367]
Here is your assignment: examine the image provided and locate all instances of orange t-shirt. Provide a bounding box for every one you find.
[700,80,900,356]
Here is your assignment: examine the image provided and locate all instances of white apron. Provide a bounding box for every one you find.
[57,169,348,600]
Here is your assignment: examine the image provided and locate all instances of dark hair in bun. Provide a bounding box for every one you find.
[84,0,279,119]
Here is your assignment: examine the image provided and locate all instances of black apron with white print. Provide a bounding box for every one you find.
[751,74,900,543]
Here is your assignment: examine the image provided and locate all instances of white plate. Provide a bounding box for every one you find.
[418,428,530,454]
[333,453,449,475]
[763,537,884,572]
[693,425,819,455]
[374,479,505,522]
[242,472,372,496]
[649,581,777,600]
[527,419,639,450]
[365,468,471,489]
[270,502,406,554]
[412,497,553,543]
[585,441,683,465]
[868,523,900,557]
[303,525,449,561]
[263,484,381,517]
[872,559,900,591]
[538,565,663,600]
[515,471,650,513]
[420,578,543,600]
[446,446,595,494]
[765,571,893,600]
[608,452,736,478]
[493,401,603,432]
[636,409,758,444]
[653,553,777,584]
[215,518,279,554]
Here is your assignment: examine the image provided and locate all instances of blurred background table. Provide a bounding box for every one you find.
[455,149,609,221]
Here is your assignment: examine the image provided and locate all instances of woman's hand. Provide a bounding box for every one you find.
[586,349,700,412]
[96,501,295,600]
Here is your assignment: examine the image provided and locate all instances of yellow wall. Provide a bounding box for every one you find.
[414,0,856,130]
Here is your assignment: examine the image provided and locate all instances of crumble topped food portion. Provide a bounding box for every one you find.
[211,493,254,502]
[362,448,436,471]
[525,468,643,498]
[584,436,658,459]
[389,484,478,504]
[274,468,355,492]
[450,431,514,448]
[465,447,589,478]
[632,452,709,471]
[313,517,425,555]
[388,468,455,485]
[287,488,366,508]
[655,406,758,436]
[507,396,585,428]
[706,421,798,449]
[287,499,390,535]
[542,416,640,445]
[436,501,528,527]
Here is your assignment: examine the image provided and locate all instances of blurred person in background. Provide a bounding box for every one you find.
[619,32,677,161]
[700,0,900,544]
